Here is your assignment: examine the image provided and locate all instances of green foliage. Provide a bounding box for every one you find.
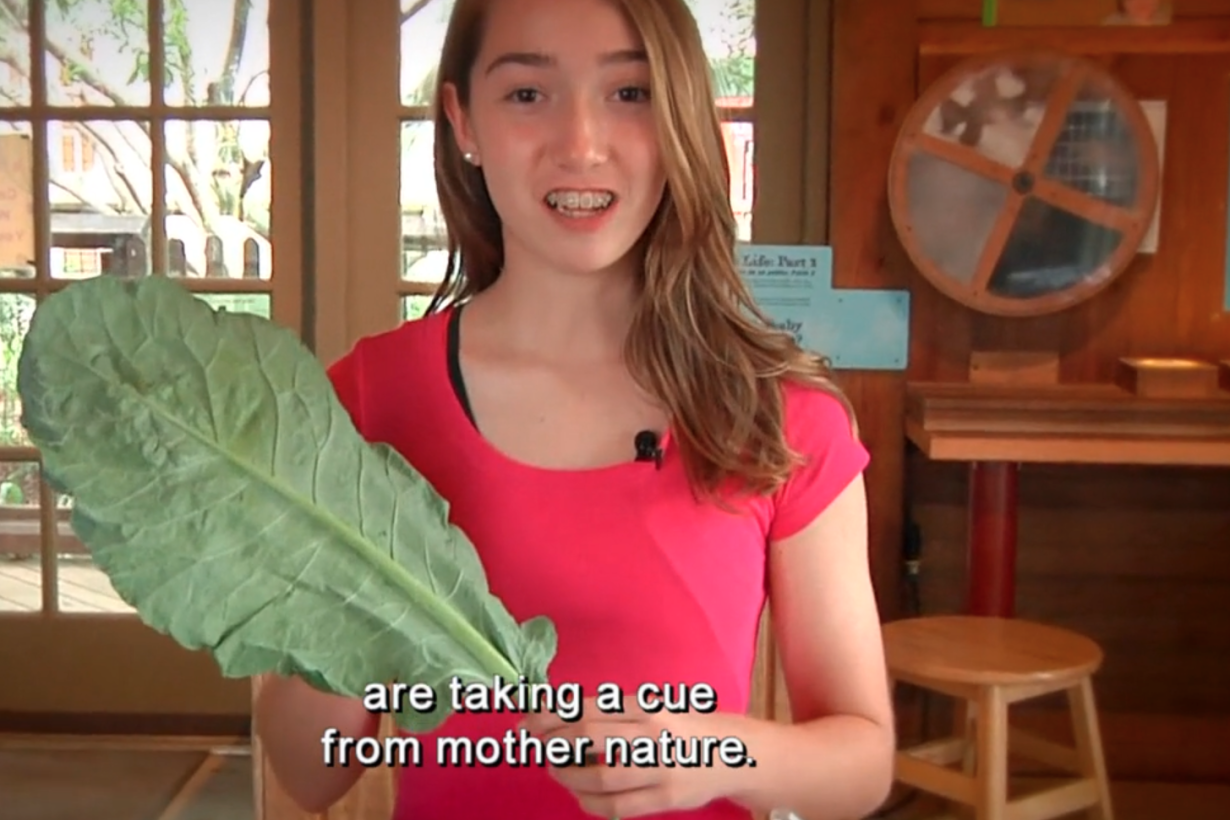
[17,275,557,732]
[48,0,213,98]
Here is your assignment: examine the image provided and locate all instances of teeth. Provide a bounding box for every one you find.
[546,190,614,211]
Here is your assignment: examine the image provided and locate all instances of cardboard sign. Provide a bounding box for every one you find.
[0,134,34,271]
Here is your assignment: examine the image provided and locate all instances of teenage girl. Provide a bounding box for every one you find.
[255,0,896,817]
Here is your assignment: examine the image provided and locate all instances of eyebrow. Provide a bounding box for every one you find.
[483,49,648,75]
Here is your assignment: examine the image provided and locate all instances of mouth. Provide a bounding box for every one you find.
[544,189,617,218]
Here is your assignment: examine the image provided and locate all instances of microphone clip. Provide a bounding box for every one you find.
[634,430,664,469]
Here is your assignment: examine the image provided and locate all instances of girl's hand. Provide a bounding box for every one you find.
[520,696,750,818]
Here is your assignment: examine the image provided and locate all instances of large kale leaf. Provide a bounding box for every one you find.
[16,275,557,733]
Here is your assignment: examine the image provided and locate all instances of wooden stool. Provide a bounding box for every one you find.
[882,615,1114,820]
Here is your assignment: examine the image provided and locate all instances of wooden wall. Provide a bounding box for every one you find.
[833,0,1230,783]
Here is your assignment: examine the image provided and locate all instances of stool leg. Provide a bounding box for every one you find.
[952,699,977,819]
[974,686,1008,820]
[953,699,976,775]
[1068,678,1114,820]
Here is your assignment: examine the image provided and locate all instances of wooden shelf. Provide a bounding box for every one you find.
[905,381,1230,466]
[918,20,1230,57]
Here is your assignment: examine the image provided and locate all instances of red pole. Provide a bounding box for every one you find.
[967,461,1019,617]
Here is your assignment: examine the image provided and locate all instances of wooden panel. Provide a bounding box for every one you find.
[919,20,1230,55]
[830,0,917,622]
[904,382,1230,464]
[745,0,815,757]
[909,51,1230,383]
[832,2,1230,784]
[905,454,1230,780]
[917,0,1230,20]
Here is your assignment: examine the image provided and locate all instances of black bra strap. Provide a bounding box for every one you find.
[447,305,476,426]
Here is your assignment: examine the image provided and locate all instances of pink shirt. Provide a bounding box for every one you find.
[326,308,870,820]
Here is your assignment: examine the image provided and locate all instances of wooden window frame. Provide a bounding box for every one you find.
[0,0,303,722]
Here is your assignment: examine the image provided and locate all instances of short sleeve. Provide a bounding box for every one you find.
[768,383,870,543]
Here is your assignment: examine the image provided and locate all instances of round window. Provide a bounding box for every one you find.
[888,50,1160,317]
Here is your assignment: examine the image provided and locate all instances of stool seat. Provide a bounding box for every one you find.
[883,615,1103,687]
[883,615,1114,820]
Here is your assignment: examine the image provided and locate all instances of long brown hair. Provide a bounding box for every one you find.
[430,0,857,500]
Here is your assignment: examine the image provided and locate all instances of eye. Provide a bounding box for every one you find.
[616,86,651,103]
[507,88,541,104]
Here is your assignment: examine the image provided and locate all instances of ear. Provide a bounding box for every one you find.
[441,81,479,159]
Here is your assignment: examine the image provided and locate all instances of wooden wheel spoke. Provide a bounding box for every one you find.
[889,50,1160,317]
[1023,65,1088,174]
[1030,178,1141,234]
[971,193,1025,294]
[914,133,1017,186]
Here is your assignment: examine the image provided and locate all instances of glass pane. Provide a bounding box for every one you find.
[0,2,31,106]
[401,119,448,283]
[988,195,1123,299]
[0,293,35,448]
[921,62,1047,170]
[904,149,1010,286]
[45,0,151,106]
[57,494,132,613]
[49,119,153,278]
[1043,90,1141,208]
[402,294,432,322]
[722,120,753,241]
[0,461,43,612]
[196,292,270,317]
[165,119,270,278]
[687,0,754,105]
[164,0,271,107]
[0,121,35,278]
[400,0,453,106]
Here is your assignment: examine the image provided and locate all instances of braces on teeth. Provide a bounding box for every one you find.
[546,191,614,210]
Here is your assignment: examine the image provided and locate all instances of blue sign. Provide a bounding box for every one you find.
[737,244,911,370]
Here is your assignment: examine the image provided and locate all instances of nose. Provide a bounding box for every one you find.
[552,95,608,169]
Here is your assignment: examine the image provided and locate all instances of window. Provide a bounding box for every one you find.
[0,0,281,615]
[55,124,95,174]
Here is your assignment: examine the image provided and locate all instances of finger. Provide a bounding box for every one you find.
[550,757,662,795]
[521,700,649,733]
[535,720,660,757]
[522,710,647,737]
[572,785,672,819]
[520,697,598,733]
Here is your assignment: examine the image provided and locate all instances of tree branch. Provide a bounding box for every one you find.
[0,0,282,274]
[236,69,268,106]
[0,0,135,107]
[0,2,29,78]
[0,50,145,214]
[211,0,252,104]
[400,0,435,26]
[48,176,113,216]
[74,122,145,213]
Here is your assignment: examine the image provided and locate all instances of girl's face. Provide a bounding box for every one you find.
[443,0,668,280]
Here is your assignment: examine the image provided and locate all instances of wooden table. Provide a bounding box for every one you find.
[904,381,1230,617]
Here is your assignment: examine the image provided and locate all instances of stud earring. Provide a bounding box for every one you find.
[463,151,479,165]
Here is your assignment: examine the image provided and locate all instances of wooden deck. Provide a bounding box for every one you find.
[0,729,1227,820]
[0,556,133,613]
